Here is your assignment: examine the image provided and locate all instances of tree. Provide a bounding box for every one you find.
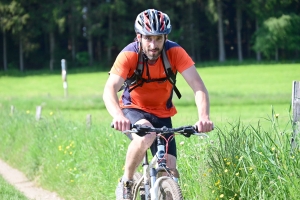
[236,0,243,62]
[253,14,300,60]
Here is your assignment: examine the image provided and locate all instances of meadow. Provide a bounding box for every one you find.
[0,63,299,199]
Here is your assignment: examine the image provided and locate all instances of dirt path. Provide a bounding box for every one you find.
[0,159,63,200]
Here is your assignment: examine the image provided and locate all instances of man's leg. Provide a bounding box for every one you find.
[123,119,156,180]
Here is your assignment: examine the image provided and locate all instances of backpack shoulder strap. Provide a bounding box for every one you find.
[161,48,182,99]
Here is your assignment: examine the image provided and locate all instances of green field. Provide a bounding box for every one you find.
[0,63,299,199]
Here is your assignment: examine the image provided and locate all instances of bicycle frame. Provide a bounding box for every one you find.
[133,134,176,200]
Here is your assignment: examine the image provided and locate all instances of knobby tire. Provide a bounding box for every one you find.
[157,178,183,200]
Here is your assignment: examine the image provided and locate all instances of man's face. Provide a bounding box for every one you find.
[138,34,166,61]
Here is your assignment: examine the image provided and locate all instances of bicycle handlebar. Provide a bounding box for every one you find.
[111,123,209,138]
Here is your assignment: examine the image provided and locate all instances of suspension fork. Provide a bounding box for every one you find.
[142,151,150,198]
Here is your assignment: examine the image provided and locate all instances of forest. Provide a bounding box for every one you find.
[0,0,299,71]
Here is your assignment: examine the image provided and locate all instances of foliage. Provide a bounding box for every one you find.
[1,0,300,71]
[253,14,300,58]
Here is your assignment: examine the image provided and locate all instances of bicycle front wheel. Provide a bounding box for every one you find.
[157,178,183,200]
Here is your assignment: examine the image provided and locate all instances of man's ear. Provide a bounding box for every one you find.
[136,34,142,42]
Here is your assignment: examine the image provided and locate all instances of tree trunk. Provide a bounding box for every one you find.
[107,9,112,64]
[19,36,24,72]
[275,47,278,61]
[97,38,102,62]
[49,31,55,71]
[189,4,195,61]
[217,0,225,62]
[236,0,243,62]
[3,30,7,71]
[87,0,93,66]
[255,19,261,61]
[71,4,76,62]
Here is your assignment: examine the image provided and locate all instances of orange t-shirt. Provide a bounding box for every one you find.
[110,40,195,118]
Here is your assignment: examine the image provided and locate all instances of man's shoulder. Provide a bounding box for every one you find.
[164,40,181,51]
[121,42,139,53]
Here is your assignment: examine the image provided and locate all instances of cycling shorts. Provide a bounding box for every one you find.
[122,108,177,158]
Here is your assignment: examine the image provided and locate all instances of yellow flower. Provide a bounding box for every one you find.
[275,114,279,118]
[69,151,73,155]
[58,146,62,151]
[26,110,30,114]
[220,194,224,198]
[235,172,239,176]
[215,180,220,186]
[50,111,53,115]
[272,147,275,151]
[226,162,230,165]
[224,169,228,173]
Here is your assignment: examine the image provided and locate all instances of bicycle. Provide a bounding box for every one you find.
[113,124,209,200]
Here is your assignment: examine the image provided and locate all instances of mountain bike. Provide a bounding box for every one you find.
[114,124,209,200]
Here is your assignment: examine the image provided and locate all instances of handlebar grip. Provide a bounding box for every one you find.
[110,123,134,129]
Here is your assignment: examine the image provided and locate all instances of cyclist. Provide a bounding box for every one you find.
[103,8,214,200]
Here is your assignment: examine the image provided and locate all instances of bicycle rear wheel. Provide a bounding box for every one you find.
[157,178,183,200]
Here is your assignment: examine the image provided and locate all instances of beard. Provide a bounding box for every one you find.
[144,47,163,61]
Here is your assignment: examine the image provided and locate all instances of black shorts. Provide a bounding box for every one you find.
[122,108,177,158]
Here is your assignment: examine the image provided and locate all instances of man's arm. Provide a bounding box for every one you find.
[181,66,213,133]
[103,73,131,131]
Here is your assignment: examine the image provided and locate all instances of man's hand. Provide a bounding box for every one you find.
[112,115,131,131]
[195,119,214,133]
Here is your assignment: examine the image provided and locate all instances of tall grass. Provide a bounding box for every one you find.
[206,108,300,199]
[0,63,299,199]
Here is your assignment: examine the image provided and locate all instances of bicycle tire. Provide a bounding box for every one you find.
[157,178,183,200]
[133,172,146,200]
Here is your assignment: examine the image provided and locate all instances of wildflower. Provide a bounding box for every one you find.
[50,111,53,115]
[66,146,70,149]
[226,162,230,165]
[203,173,207,177]
[180,141,184,145]
[220,194,224,198]
[275,114,279,118]
[224,169,228,173]
[26,110,30,114]
[69,152,73,155]
[58,146,62,151]
[208,168,212,173]
[215,180,220,186]
[70,180,74,182]
[271,147,275,151]
[249,167,253,171]
[235,172,239,176]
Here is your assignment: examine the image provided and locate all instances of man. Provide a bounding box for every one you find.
[103,9,213,200]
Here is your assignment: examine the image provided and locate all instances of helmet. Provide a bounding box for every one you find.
[134,9,172,35]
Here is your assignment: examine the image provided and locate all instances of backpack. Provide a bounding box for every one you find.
[118,45,182,99]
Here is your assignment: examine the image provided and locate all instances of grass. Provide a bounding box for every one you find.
[0,63,299,199]
[0,175,28,200]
